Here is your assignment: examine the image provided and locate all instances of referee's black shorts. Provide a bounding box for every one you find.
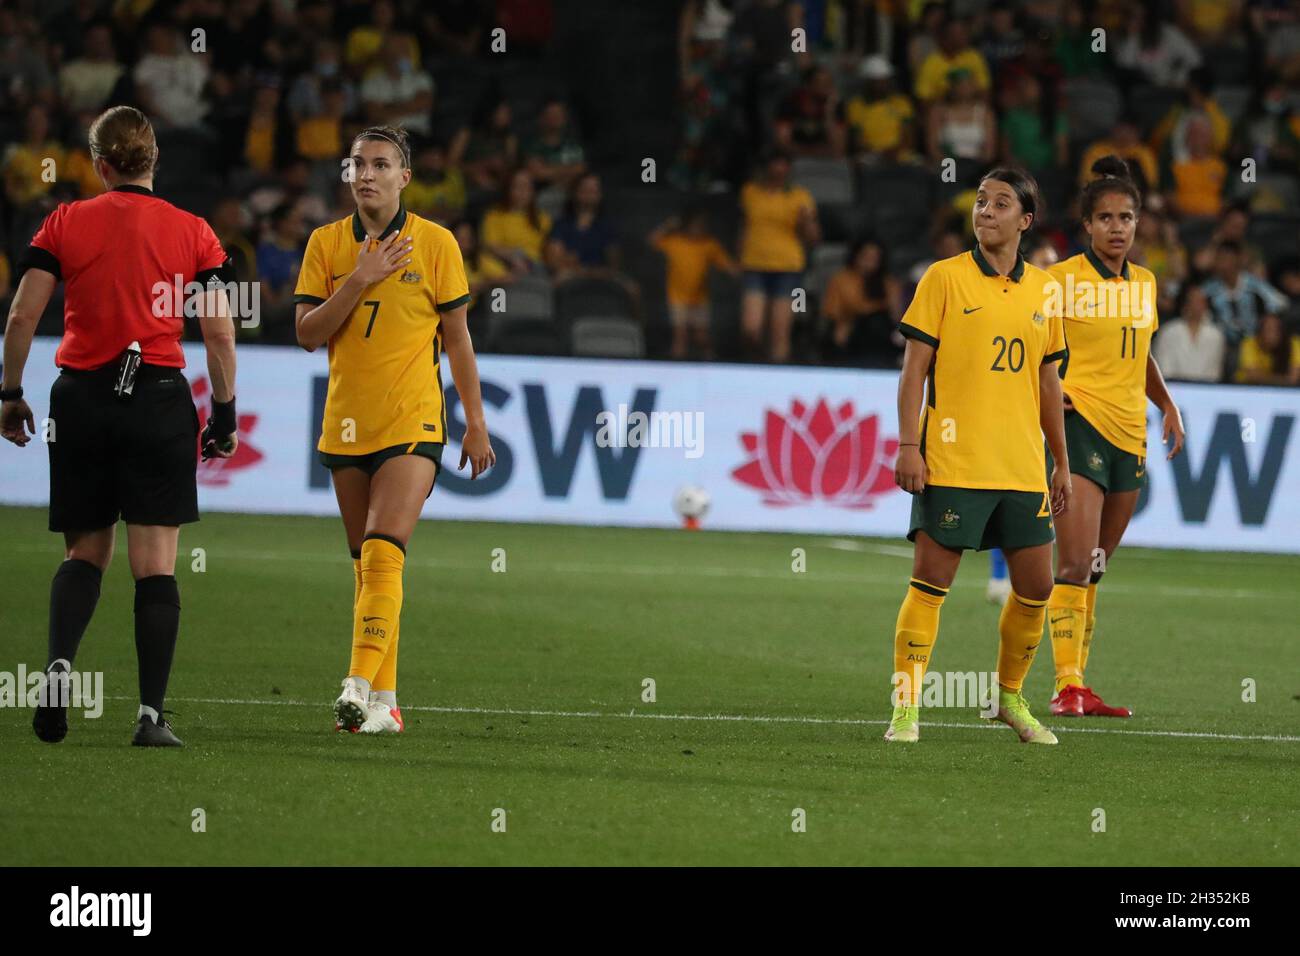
[48,364,200,532]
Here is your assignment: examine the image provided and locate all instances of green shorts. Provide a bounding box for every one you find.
[318,441,444,496]
[1053,410,1146,494]
[908,485,1055,552]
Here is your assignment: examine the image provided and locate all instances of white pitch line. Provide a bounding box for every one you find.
[14,543,1292,601]
[103,695,1300,743]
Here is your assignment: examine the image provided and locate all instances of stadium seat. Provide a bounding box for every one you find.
[1128,84,1183,139]
[486,314,565,356]
[791,157,854,205]
[1064,77,1122,143]
[860,164,934,221]
[1177,216,1216,251]
[1215,85,1253,125]
[1230,173,1300,213]
[570,316,645,358]
[1247,212,1300,261]
[536,184,567,222]
[555,275,636,322]
[807,243,846,306]
[495,275,554,320]
[817,203,860,243]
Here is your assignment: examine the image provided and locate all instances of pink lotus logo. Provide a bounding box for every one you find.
[192,376,263,486]
[732,398,900,508]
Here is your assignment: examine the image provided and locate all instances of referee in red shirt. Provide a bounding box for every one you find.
[0,106,238,747]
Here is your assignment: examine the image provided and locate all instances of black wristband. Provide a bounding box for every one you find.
[210,397,237,436]
[0,386,22,401]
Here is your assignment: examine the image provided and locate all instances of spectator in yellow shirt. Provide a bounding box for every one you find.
[2,104,65,208]
[914,20,991,103]
[1170,114,1227,218]
[454,220,515,314]
[820,238,902,367]
[845,56,915,161]
[404,139,466,225]
[481,168,551,272]
[649,206,738,359]
[738,149,819,362]
[1078,118,1159,191]
[295,80,346,163]
[1236,311,1300,386]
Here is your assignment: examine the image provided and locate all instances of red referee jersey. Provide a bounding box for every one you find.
[25,184,229,370]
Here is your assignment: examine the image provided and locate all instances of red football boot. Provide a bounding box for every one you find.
[1049,684,1086,717]
[1079,686,1132,717]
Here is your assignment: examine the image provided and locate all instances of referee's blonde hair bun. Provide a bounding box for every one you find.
[89,106,158,177]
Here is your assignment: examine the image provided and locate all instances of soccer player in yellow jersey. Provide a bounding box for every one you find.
[293,126,495,734]
[886,168,1071,745]
[1045,157,1185,719]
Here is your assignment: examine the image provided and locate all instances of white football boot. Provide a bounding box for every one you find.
[333,677,368,732]
[359,699,404,734]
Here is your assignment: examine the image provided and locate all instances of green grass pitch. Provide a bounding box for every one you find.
[1,503,1297,866]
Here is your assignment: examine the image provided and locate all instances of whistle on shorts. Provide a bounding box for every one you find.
[114,341,142,398]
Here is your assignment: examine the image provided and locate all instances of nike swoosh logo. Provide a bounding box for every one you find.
[362,616,386,622]
[907,641,930,648]
[963,307,982,314]
[1026,642,1040,651]
[1049,615,1071,625]
[332,273,347,281]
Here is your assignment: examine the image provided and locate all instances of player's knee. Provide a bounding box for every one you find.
[65,538,113,571]
[1016,581,1053,603]
[1054,559,1091,586]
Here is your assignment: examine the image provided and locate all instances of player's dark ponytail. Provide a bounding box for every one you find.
[1081,155,1142,219]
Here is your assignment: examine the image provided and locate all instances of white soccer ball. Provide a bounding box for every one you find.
[673,484,711,520]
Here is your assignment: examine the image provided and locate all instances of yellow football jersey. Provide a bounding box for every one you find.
[1047,251,1158,457]
[900,247,1068,493]
[294,204,470,455]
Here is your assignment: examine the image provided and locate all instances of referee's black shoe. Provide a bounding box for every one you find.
[32,666,69,744]
[32,704,68,743]
[132,714,184,748]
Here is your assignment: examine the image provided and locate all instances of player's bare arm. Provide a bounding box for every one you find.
[198,286,239,459]
[0,268,55,446]
[1145,353,1185,459]
[894,337,932,494]
[440,303,495,479]
[1040,359,1072,515]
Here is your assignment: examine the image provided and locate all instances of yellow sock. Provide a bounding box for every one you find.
[997,590,1047,693]
[1048,581,1089,692]
[349,537,404,683]
[892,578,947,706]
[373,618,400,694]
[1080,579,1099,677]
[351,554,362,613]
[358,539,402,695]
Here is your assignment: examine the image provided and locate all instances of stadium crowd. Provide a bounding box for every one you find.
[2,0,1299,385]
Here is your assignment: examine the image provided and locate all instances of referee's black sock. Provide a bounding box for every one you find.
[134,575,181,718]
[48,558,103,669]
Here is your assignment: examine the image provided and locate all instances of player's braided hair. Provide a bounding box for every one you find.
[88,106,158,177]
[1082,155,1142,219]
[352,126,411,168]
